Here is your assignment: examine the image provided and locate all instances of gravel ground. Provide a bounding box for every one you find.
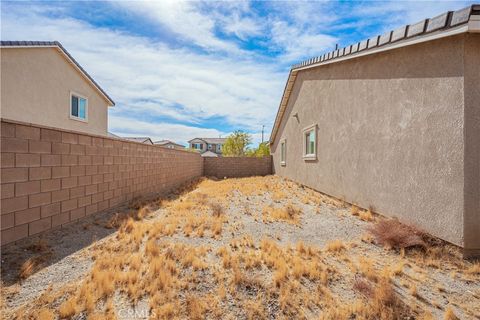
[1,175,479,319]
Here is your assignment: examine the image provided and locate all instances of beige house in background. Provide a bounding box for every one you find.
[188,137,226,155]
[0,41,115,136]
[122,137,154,145]
[154,140,185,150]
[270,5,480,257]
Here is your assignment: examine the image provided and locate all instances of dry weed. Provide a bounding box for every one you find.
[368,219,425,250]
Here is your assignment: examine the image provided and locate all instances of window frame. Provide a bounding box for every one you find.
[280,139,286,166]
[302,124,317,161]
[70,91,88,122]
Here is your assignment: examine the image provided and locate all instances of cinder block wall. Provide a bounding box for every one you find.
[0,119,203,245]
[204,156,272,178]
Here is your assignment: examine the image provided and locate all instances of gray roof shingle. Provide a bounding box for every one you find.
[291,4,480,70]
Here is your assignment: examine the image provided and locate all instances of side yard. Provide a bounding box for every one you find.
[1,176,479,319]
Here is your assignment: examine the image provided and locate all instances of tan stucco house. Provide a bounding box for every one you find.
[188,138,226,155]
[0,41,115,136]
[154,140,185,150]
[270,5,480,257]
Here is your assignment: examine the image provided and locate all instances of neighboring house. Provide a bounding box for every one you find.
[0,41,115,136]
[154,140,185,150]
[122,137,154,145]
[188,138,226,155]
[269,5,480,257]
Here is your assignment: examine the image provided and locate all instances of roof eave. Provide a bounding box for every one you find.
[269,5,480,146]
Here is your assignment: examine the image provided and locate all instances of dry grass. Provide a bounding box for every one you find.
[353,276,374,298]
[36,308,55,320]
[18,254,51,280]
[325,239,345,252]
[262,202,302,224]
[359,209,374,222]
[4,176,478,319]
[368,219,426,250]
[210,203,224,217]
[58,296,77,318]
[444,306,459,320]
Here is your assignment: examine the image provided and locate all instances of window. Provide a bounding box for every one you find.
[70,92,88,121]
[280,139,286,166]
[208,144,212,150]
[168,145,174,149]
[303,124,317,160]
[192,143,203,150]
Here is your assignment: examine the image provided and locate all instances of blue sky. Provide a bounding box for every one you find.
[1,0,475,146]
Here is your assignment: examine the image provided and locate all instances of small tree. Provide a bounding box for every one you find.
[222,131,252,156]
[254,142,270,157]
[246,142,270,157]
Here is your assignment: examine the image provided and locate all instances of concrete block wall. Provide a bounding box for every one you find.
[0,119,203,245]
[204,156,272,178]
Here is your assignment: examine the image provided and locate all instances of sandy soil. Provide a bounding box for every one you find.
[1,175,479,319]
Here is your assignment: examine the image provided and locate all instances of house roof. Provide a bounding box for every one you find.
[269,4,480,145]
[0,41,115,106]
[201,151,219,157]
[107,132,120,138]
[154,140,185,147]
[122,137,153,144]
[188,137,226,144]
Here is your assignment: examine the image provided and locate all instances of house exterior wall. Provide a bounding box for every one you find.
[162,143,184,150]
[0,119,203,245]
[0,47,110,136]
[463,33,480,257]
[189,139,207,152]
[271,34,477,252]
[204,156,272,178]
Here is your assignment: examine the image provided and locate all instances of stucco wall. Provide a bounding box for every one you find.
[463,33,480,257]
[271,34,474,250]
[0,47,110,136]
[0,120,203,246]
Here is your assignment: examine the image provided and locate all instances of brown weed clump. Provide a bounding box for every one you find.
[353,276,374,298]
[368,219,426,250]
[210,203,225,217]
[18,254,50,280]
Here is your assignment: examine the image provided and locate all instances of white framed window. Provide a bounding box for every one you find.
[70,92,88,122]
[303,124,317,160]
[208,144,212,150]
[280,139,286,166]
[192,143,203,150]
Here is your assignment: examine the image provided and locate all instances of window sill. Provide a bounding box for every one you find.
[280,161,286,166]
[69,115,88,123]
[303,155,317,161]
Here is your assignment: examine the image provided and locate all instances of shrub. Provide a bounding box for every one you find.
[367,219,426,250]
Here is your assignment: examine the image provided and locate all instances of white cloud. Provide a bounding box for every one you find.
[1,4,285,137]
[2,0,474,145]
[113,1,243,54]
[109,116,225,144]
[269,19,338,62]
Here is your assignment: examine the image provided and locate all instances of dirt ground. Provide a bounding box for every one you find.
[1,175,479,319]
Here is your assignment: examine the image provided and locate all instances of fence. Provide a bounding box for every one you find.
[0,119,203,245]
[203,156,272,178]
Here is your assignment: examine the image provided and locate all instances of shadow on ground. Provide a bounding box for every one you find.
[0,178,203,286]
